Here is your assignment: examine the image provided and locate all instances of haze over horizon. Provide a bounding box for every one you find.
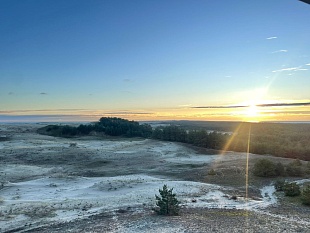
[1,0,309,122]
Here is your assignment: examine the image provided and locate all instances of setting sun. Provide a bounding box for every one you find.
[247,104,258,117]
[245,104,260,122]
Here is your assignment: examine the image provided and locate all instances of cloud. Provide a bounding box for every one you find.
[123,79,133,82]
[272,66,308,72]
[8,92,14,95]
[256,102,310,107]
[192,102,310,109]
[266,36,277,40]
[192,105,247,109]
[306,63,310,66]
[40,92,48,95]
[271,50,288,53]
[0,109,86,114]
[0,115,95,123]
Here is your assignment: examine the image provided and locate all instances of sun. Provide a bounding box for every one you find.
[247,104,258,117]
[245,104,260,122]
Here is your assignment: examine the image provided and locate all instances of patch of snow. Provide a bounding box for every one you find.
[295,179,310,185]
[78,140,146,151]
[259,185,277,208]
[0,174,280,232]
[0,139,68,150]
[166,154,216,164]
[0,165,52,181]
[148,142,186,156]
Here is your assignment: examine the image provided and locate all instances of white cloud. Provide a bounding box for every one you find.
[306,63,310,66]
[272,66,308,73]
[271,50,288,53]
[266,36,277,40]
[272,67,299,72]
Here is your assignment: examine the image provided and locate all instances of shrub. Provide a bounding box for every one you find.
[306,162,310,174]
[286,163,303,177]
[208,169,216,175]
[283,182,301,197]
[291,159,302,166]
[155,184,180,216]
[301,185,310,206]
[253,159,277,177]
[274,180,286,192]
[275,162,285,176]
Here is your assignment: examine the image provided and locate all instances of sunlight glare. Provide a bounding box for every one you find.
[247,104,258,117]
[244,104,260,122]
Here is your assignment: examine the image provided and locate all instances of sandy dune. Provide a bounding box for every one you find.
[0,124,309,233]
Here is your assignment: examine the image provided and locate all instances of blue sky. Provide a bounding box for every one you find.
[0,0,309,122]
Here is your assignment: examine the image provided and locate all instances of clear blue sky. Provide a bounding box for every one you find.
[0,0,309,122]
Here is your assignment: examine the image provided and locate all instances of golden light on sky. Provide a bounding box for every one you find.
[244,105,260,122]
[1,1,309,123]
[0,103,309,123]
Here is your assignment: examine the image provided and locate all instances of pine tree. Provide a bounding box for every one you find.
[155,184,180,215]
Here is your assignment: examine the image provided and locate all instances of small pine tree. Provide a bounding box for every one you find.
[301,185,310,206]
[155,184,180,215]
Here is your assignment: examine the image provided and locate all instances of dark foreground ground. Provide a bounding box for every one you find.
[27,207,309,233]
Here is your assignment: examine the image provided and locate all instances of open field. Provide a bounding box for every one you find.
[0,123,309,233]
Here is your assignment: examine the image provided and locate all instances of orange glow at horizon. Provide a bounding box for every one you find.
[0,103,309,122]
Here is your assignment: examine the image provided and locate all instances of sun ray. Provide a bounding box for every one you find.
[220,123,243,156]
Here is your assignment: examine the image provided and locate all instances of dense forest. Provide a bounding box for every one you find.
[38,118,310,161]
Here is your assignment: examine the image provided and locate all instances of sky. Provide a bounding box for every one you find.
[0,0,310,122]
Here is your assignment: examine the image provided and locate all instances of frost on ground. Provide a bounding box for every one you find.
[0,174,277,232]
[0,124,309,233]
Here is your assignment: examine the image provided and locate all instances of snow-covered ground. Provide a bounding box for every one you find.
[0,174,278,232]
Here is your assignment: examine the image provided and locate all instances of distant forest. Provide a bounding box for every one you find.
[38,117,310,161]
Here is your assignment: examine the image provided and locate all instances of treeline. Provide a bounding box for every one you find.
[152,123,310,160]
[37,118,310,161]
[38,117,152,138]
[152,126,229,150]
[226,123,310,161]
